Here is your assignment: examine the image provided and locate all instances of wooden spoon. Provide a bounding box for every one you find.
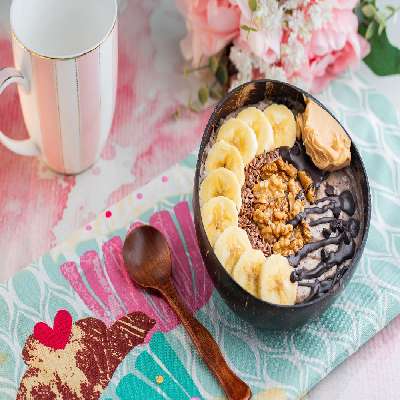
[123,225,252,400]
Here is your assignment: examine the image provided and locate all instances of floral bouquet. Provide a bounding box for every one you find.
[175,0,399,106]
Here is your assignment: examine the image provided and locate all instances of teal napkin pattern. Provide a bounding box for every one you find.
[0,70,399,400]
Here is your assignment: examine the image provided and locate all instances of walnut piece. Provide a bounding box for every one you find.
[298,170,316,203]
[251,157,314,256]
[276,158,297,178]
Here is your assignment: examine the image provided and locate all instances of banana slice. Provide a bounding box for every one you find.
[201,196,239,246]
[205,140,245,186]
[199,167,242,210]
[214,226,252,274]
[216,118,258,164]
[264,104,296,149]
[232,249,266,297]
[259,254,297,305]
[237,107,274,154]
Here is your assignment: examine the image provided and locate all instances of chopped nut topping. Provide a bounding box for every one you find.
[247,156,314,256]
[261,162,278,178]
[273,237,291,255]
[300,220,312,242]
[288,179,301,196]
[276,158,297,178]
[238,150,280,258]
[298,170,312,189]
[298,170,316,203]
[305,186,316,203]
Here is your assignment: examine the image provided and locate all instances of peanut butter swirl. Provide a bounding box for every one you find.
[301,100,351,171]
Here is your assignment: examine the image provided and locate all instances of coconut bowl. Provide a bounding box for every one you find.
[192,80,371,330]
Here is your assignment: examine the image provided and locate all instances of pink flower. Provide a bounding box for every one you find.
[306,5,370,92]
[176,0,240,66]
[234,0,281,63]
[333,0,359,9]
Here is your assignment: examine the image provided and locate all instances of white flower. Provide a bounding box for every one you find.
[307,0,333,30]
[287,9,312,42]
[229,44,290,88]
[227,0,334,91]
[253,0,283,32]
[282,0,309,11]
[229,46,252,76]
[229,45,253,86]
[263,65,288,82]
[281,33,308,74]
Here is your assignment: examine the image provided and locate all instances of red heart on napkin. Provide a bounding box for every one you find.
[33,309,72,350]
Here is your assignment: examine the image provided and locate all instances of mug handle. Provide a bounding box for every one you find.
[0,67,40,156]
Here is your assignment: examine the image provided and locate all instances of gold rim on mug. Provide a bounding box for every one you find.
[10,2,117,61]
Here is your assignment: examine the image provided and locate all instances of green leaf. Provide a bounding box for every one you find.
[362,4,376,18]
[240,24,257,33]
[248,0,258,12]
[365,21,376,40]
[210,86,224,100]
[360,24,400,75]
[216,64,228,86]
[208,56,219,74]
[374,11,386,26]
[386,5,396,13]
[378,21,385,35]
[198,86,209,105]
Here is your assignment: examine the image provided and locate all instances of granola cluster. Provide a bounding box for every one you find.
[250,157,314,256]
[238,151,280,258]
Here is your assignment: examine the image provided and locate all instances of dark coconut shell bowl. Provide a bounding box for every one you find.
[193,80,371,330]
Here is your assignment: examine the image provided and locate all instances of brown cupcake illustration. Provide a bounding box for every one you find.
[17,310,155,399]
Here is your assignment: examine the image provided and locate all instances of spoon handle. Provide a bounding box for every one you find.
[160,280,252,400]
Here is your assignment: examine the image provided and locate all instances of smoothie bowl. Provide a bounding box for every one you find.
[193,80,371,330]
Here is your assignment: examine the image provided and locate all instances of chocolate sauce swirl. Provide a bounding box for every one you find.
[281,142,361,302]
[288,190,356,228]
[280,141,327,185]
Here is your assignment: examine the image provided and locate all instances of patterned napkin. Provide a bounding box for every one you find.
[1,71,399,400]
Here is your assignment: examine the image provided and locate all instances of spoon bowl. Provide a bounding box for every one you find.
[123,225,172,289]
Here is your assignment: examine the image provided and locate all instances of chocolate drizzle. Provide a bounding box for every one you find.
[289,214,360,301]
[281,143,361,302]
[280,141,327,185]
[290,223,358,278]
[288,190,356,228]
[297,264,350,302]
[306,191,356,217]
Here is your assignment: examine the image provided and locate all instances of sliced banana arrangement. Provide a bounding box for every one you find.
[216,117,257,165]
[199,102,300,305]
[199,167,242,211]
[233,249,266,298]
[259,255,297,305]
[237,107,274,155]
[201,196,238,247]
[214,226,252,274]
[205,140,245,186]
[264,103,296,149]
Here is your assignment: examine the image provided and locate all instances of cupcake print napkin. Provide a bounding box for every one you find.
[0,71,400,400]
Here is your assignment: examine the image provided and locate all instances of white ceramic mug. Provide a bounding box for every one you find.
[0,0,118,174]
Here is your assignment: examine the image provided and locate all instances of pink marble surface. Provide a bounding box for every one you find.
[0,1,399,399]
[0,0,209,281]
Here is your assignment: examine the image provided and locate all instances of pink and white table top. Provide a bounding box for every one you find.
[0,1,399,399]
